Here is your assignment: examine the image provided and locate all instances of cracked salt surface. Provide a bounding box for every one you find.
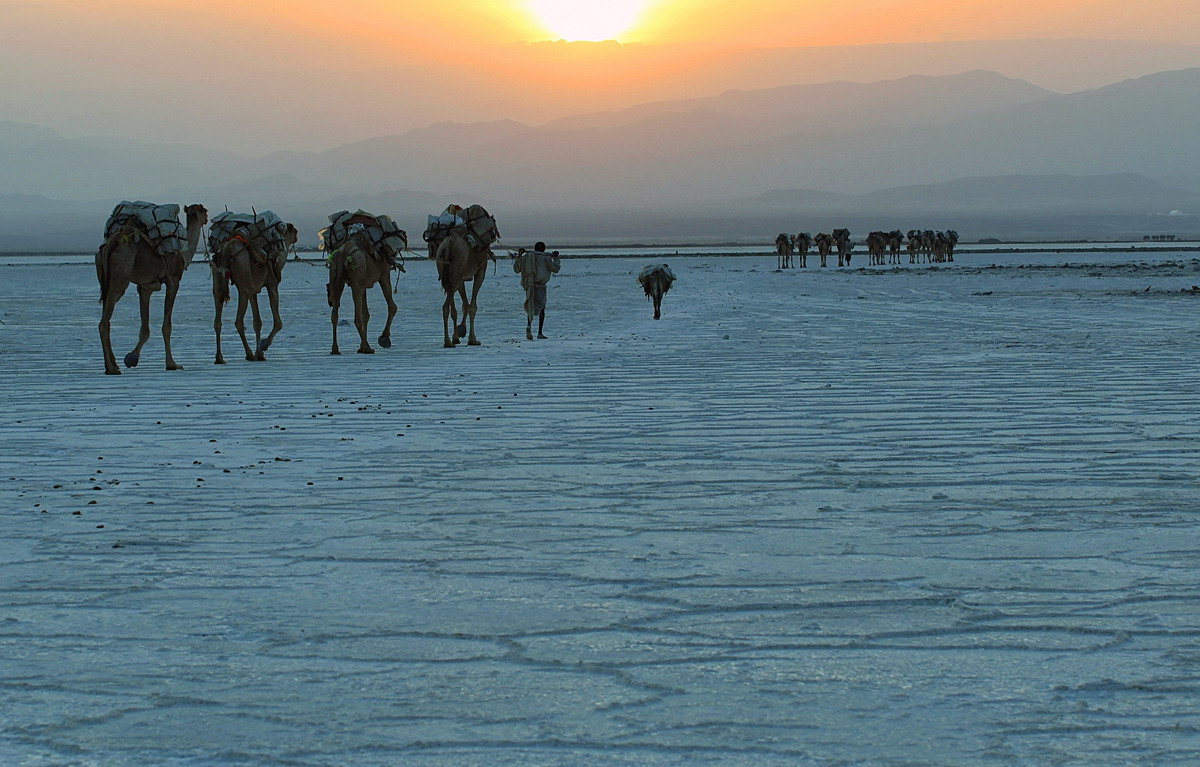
[2,253,1200,765]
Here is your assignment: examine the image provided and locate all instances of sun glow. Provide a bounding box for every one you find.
[526,0,649,41]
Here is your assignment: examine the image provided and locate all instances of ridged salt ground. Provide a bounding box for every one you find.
[2,254,1200,765]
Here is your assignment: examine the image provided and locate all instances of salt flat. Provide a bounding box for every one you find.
[3,253,1200,765]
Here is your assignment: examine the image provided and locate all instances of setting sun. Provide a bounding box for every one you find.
[526,0,649,41]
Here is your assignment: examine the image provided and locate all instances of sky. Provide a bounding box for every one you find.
[1,0,1198,152]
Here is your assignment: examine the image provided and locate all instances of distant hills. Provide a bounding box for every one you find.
[2,68,1199,249]
[753,174,1200,214]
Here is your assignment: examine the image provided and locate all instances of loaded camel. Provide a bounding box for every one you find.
[887,231,904,265]
[638,264,676,320]
[793,232,812,268]
[833,228,854,267]
[813,232,834,268]
[434,205,498,347]
[867,231,887,266]
[326,219,405,355]
[774,233,794,269]
[211,217,299,364]
[96,203,208,375]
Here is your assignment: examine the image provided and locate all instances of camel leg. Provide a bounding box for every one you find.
[234,290,254,362]
[123,285,155,369]
[213,280,227,365]
[466,271,484,346]
[98,283,129,375]
[377,278,397,349]
[329,279,344,355]
[653,289,662,320]
[456,284,469,341]
[443,292,456,348]
[259,281,283,359]
[249,292,265,360]
[353,286,373,354]
[162,279,183,371]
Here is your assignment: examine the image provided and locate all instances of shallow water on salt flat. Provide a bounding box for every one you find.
[2,255,1200,765]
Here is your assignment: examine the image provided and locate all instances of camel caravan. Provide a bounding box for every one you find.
[93,200,523,373]
[774,229,959,268]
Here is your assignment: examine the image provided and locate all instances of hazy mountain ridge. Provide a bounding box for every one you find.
[244,67,1200,205]
[541,70,1055,132]
[437,67,1200,204]
[753,174,1200,213]
[3,68,1200,248]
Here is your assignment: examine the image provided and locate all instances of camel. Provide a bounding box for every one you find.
[932,232,948,263]
[927,231,958,263]
[907,230,922,264]
[833,228,853,267]
[867,231,887,266]
[211,220,298,364]
[793,232,812,268]
[96,203,208,375]
[922,230,936,262]
[887,231,904,265]
[326,231,404,355]
[944,230,959,262]
[436,231,492,348]
[774,233,794,269]
[813,232,834,267]
[638,264,676,320]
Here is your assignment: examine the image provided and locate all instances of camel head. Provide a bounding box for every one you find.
[284,223,299,247]
[184,204,209,227]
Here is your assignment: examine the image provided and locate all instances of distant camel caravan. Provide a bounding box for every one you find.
[96,201,209,375]
[774,229,959,267]
[638,264,676,319]
[209,211,299,363]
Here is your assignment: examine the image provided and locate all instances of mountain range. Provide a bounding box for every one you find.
[2,68,1199,249]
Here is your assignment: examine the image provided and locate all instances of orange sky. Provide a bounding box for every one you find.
[1,0,1196,151]
[6,0,1190,86]
[5,0,1196,62]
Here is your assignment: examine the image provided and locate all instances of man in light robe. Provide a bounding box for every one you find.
[512,242,561,340]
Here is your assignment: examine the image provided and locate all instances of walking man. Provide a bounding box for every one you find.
[512,242,561,340]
